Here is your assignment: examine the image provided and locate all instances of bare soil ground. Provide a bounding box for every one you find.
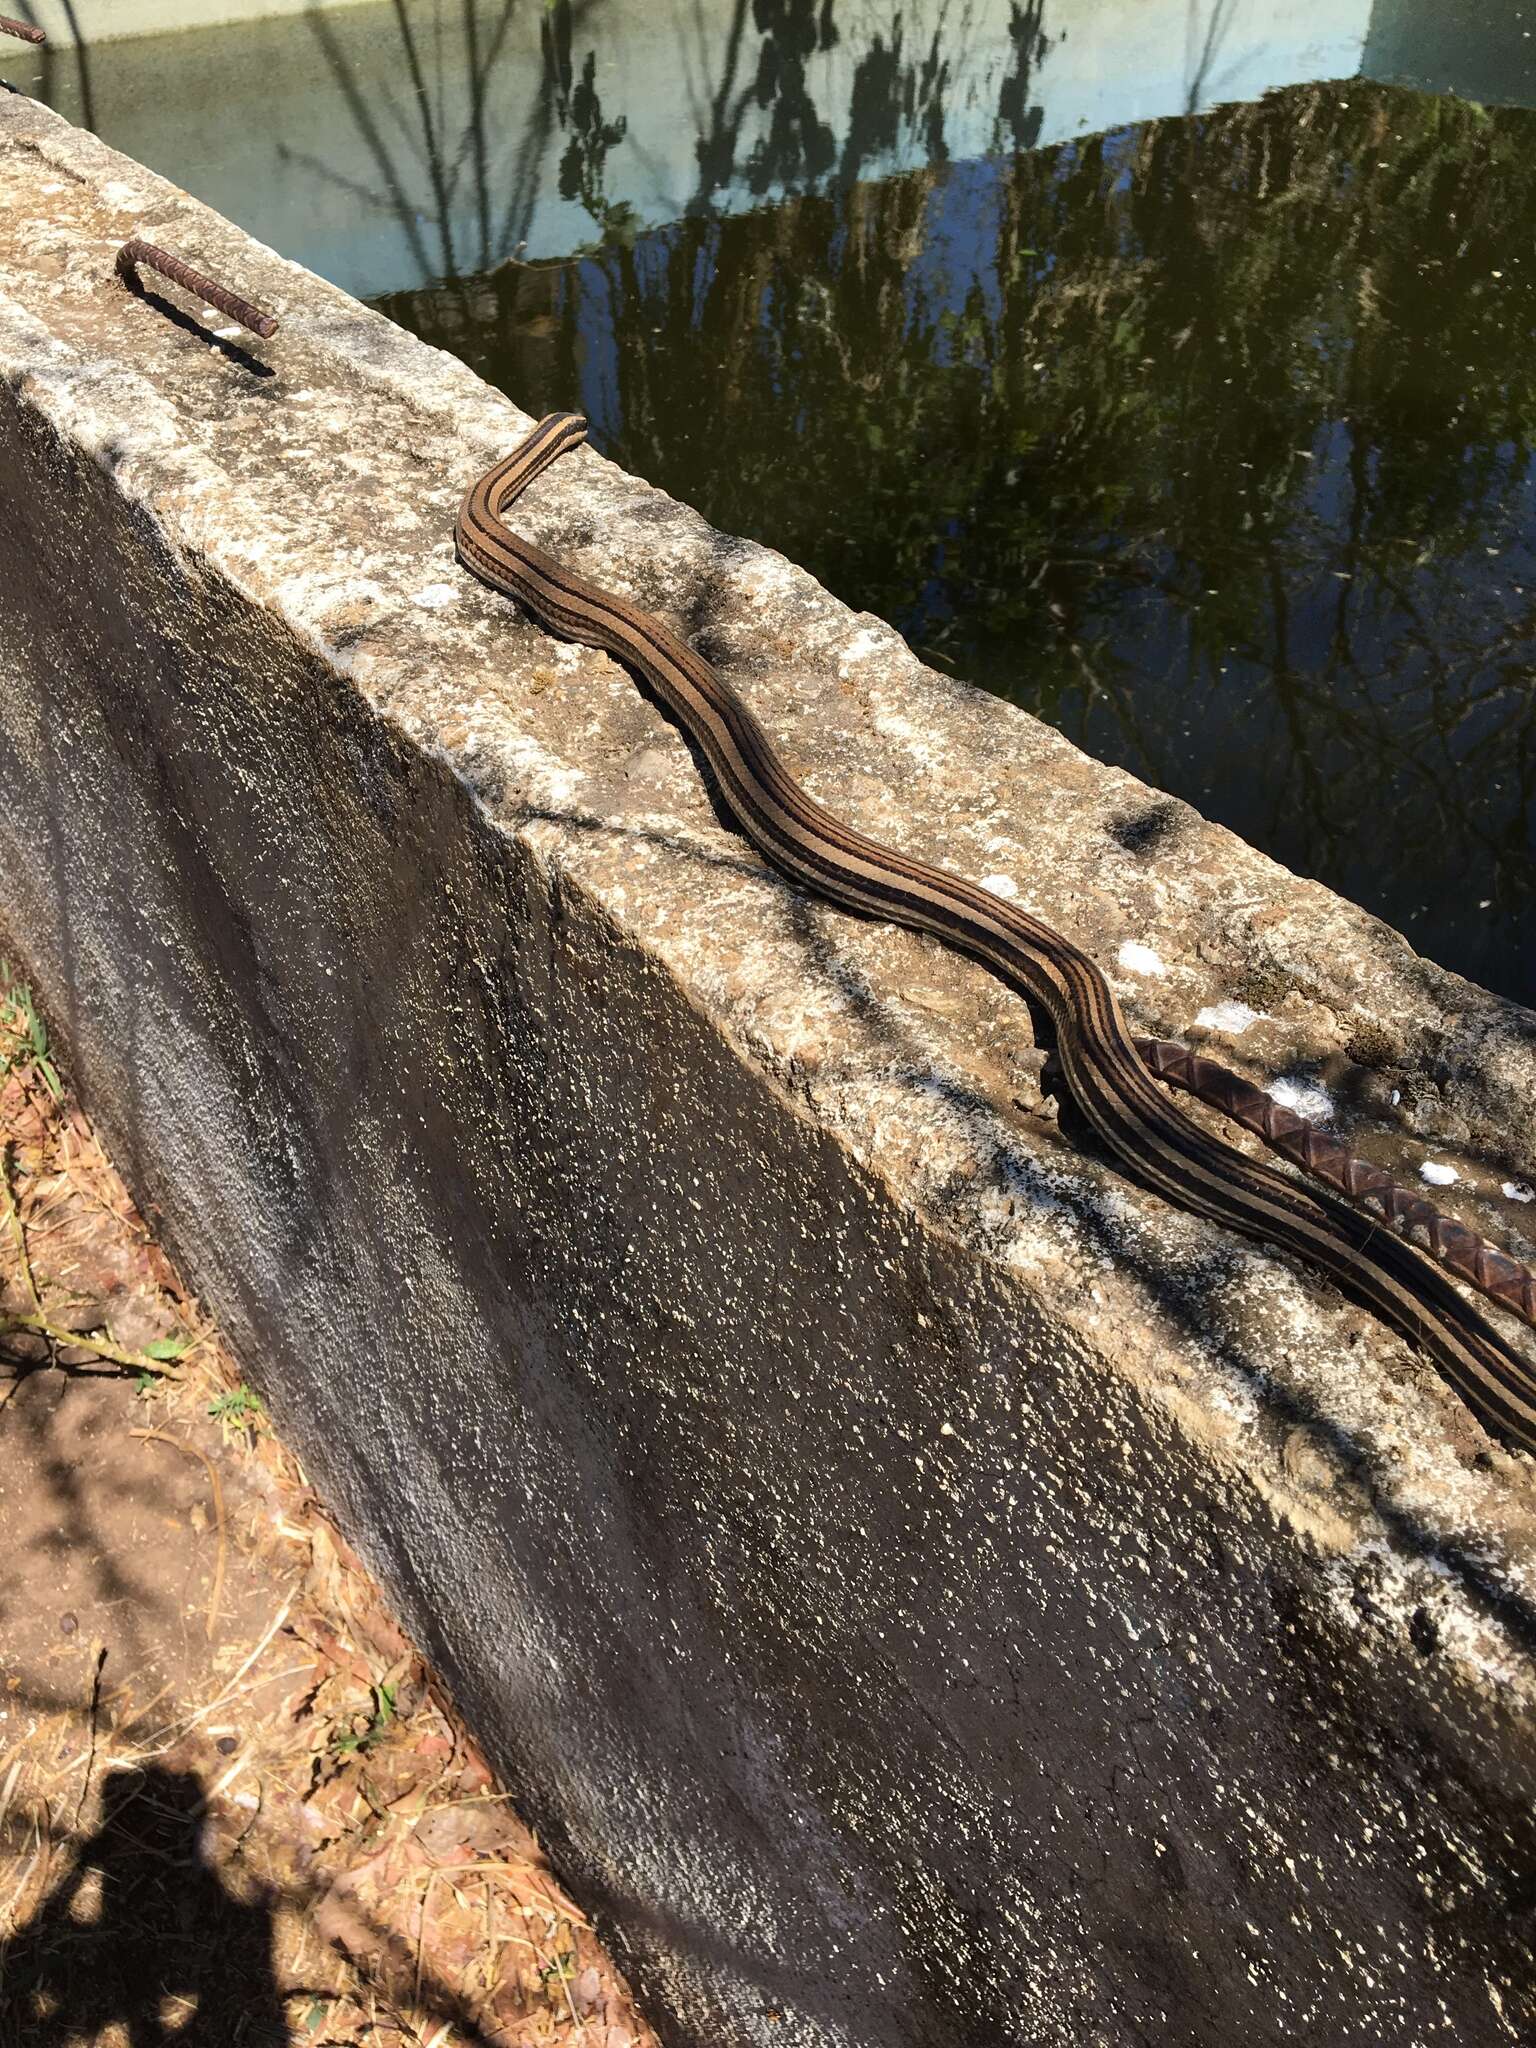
[0,958,659,2048]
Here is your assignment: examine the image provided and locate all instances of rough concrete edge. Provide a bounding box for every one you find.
[3,89,1536,1687]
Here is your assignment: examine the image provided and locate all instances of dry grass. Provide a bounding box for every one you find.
[0,957,657,2048]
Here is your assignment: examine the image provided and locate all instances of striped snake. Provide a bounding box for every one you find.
[457,413,1536,1455]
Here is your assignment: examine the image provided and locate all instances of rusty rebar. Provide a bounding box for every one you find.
[115,237,279,341]
[0,16,46,44]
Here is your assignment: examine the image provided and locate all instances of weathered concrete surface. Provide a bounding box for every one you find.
[3,93,1536,2048]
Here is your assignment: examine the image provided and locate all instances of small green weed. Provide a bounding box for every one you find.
[208,1382,265,1439]
[331,1680,398,1758]
[0,959,62,1101]
[144,1334,193,1363]
[537,1948,576,1996]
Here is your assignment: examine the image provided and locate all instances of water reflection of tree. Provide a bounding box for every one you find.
[7,2,94,130]
[392,80,1536,1001]
[721,0,839,202]
[997,1,1048,150]
[288,0,1001,296]
[283,0,529,285]
[371,0,1037,423]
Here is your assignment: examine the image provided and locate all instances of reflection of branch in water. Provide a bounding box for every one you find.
[544,12,630,240]
[307,0,1030,295]
[684,0,756,210]
[295,2,439,281]
[1183,0,1239,118]
[272,140,415,221]
[389,0,460,276]
[445,0,530,260]
[21,0,93,133]
[997,0,1050,152]
[491,4,596,268]
[290,0,533,286]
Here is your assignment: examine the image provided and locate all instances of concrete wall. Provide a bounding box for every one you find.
[4,94,1536,2047]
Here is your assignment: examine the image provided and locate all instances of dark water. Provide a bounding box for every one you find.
[380,51,1536,1004]
[25,2,1536,1004]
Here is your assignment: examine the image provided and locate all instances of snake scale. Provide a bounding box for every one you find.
[457,412,1536,1455]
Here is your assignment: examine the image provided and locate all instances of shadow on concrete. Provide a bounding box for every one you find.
[506,673,1536,1679]
[113,272,277,380]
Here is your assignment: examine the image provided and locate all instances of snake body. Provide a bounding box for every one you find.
[1141,1040,1536,1331]
[457,413,1536,1454]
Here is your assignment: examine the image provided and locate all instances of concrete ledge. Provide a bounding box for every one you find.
[3,94,1536,2045]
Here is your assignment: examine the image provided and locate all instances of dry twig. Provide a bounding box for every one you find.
[129,1428,229,1639]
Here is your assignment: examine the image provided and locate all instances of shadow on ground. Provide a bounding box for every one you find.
[1,1765,290,2047]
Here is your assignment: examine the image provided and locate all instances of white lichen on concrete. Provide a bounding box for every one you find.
[1194,999,1264,1033]
[1266,1074,1334,1122]
[1117,939,1168,976]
